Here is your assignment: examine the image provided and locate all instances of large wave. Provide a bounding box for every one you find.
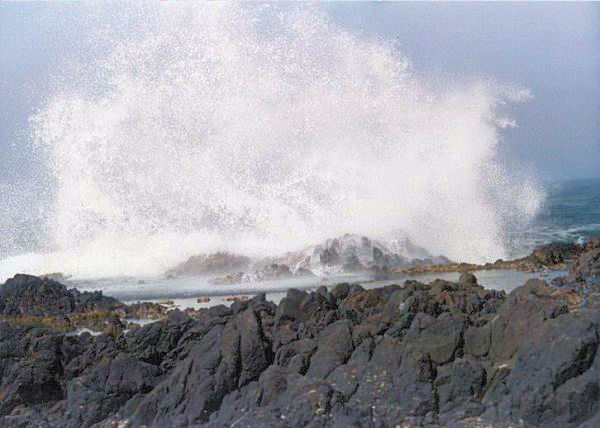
[0,4,543,280]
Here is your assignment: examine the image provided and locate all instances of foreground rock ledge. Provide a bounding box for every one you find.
[1,266,599,426]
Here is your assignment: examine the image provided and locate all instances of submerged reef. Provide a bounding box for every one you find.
[0,240,599,427]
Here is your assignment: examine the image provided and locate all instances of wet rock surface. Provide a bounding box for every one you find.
[395,241,585,275]
[166,234,452,284]
[165,236,587,286]
[1,242,600,427]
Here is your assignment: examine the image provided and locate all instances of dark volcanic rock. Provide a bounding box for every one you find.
[396,240,586,276]
[528,241,583,268]
[1,256,600,428]
[553,237,600,291]
[306,320,353,378]
[0,274,122,317]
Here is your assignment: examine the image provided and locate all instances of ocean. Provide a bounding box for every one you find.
[517,177,600,252]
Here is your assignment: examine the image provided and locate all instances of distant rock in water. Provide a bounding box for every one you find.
[1,243,600,427]
[166,233,591,286]
[210,263,314,286]
[300,233,439,274]
[166,234,451,284]
[166,252,251,277]
[396,240,585,275]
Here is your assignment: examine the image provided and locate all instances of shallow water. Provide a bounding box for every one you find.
[68,268,565,310]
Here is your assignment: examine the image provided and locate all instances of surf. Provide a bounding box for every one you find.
[0,4,543,281]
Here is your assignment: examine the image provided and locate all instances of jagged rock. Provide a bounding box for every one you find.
[171,234,442,283]
[484,310,600,427]
[528,241,583,267]
[554,238,600,290]
[435,358,486,415]
[306,234,428,274]
[306,320,353,378]
[403,312,467,364]
[1,253,600,428]
[330,283,351,301]
[464,322,492,358]
[0,274,122,317]
[489,279,579,363]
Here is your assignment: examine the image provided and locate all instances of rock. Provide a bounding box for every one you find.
[485,310,600,427]
[237,309,272,387]
[306,320,353,378]
[330,283,351,301]
[0,325,66,415]
[274,288,308,324]
[305,234,425,274]
[529,242,583,267]
[225,295,250,302]
[165,252,250,277]
[209,263,304,285]
[208,271,244,285]
[458,271,478,286]
[1,265,599,427]
[569,239,600,285]
[489,279,576,363]
[64,357,162,427]
[435,358,486,415]
[395,241,585,276]
[403,312,467,364]
[0,274,122,317]
[249,263,295,282]
[464,322,492,358]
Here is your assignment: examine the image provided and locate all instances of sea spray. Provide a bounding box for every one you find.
[0,4,543,280]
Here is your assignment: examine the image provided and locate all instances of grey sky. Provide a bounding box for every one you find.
[1,3,599,183]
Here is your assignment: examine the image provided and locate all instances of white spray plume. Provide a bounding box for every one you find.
[0,4,543,280]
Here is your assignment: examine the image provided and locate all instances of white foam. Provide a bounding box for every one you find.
[0,4,543,282]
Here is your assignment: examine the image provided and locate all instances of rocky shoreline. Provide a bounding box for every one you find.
[393,241,586,276]
[165,235,586,286]
[0,239,599,427]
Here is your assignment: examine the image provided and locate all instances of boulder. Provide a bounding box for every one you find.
[0,274,121,317]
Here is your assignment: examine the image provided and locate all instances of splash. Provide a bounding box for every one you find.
[0,4,543,280]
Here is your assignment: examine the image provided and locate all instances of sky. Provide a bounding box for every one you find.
[1,3,599,184]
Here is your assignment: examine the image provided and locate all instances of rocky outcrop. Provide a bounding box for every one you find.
[165,252,251,277]
[165,234,451,284]
[1,262,599,427]
[0,274,122,317]
[396,241,585,275]
[553,238,600,293]
[0,274,166,334]
[166,237,587,286]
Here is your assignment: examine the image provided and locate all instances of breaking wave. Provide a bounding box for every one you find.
[0,4,543,280]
